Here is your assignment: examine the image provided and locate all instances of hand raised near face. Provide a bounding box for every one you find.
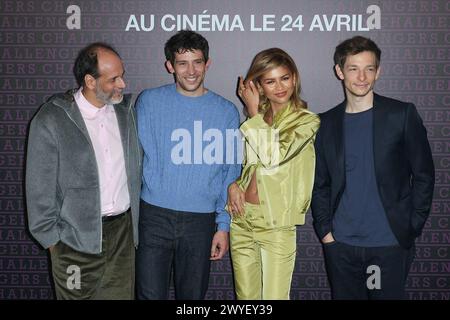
[238,77,259,117]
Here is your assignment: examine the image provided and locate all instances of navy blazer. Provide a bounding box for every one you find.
[311,93,435,249]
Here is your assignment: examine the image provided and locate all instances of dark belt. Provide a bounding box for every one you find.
[102,208,130,223]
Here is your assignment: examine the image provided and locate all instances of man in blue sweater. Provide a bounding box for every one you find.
[135,30,241,299]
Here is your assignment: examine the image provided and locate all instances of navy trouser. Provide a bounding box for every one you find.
[136,200,215,300]
[322,241,415,300]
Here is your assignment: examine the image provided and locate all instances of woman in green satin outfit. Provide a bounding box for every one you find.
[227,48,320,300]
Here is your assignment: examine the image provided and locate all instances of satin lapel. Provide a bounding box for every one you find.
[334,102,346,179]
[372,93,386,180]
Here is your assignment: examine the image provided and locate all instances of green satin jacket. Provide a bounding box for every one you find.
[236,103,320,228]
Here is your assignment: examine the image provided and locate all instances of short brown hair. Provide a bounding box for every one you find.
[334,36,381,69]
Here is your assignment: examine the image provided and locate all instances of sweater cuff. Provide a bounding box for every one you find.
[217,222,230,232]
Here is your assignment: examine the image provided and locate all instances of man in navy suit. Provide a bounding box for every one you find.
[311,36,435,299]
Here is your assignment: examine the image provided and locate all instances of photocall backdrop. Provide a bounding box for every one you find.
[0,0,449,300]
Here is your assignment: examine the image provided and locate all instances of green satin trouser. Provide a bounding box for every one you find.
[230,202,297,300]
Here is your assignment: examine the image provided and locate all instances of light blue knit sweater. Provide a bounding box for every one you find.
[136,84,241,231]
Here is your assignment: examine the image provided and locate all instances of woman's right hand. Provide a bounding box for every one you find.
[227,182,246,217]
[238,77,259,117]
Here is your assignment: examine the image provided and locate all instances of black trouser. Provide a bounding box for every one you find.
[136,201,216,300]
[50,209,135,300]
[322,241,415,300]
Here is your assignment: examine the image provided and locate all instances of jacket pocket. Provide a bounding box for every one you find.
[60,187,98,229]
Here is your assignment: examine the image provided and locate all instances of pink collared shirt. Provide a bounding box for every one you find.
[75,88,130,217]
